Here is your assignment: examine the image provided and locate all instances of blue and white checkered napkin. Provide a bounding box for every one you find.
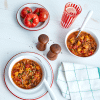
[56,62,100,100]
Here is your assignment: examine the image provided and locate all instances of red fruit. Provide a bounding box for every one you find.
[21,7,32,18]
[33,8,49,22]
[24,13,39,28]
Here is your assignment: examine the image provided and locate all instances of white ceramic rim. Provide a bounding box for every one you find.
[8,55,45,93]
[65,28,99,58]
[4,52,54,99]
[16,3,50,31]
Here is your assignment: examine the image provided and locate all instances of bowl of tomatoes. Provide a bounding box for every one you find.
[16,3,50,31]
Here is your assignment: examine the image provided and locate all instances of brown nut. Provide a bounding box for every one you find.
[36,34,49,51]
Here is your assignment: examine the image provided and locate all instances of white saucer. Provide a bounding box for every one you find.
[4,52,54,100]
[16,3,50,31]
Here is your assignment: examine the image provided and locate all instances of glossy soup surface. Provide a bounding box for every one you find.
[11,59,42,89]
[67,31,97,57]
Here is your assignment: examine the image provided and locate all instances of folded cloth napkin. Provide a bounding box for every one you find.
[56,62,100,100]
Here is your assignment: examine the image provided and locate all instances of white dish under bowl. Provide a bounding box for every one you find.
[4,52,53,99]
[16,3,50,31]
[65,28,99,58]
[8,55,45,93]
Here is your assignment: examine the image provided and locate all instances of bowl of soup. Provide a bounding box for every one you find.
[65,28,99,57]
[8,55,45,93]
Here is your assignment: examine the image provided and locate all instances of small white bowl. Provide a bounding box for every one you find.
[16,3,50,31]
[65,28,99,57]
[8,55,45,93]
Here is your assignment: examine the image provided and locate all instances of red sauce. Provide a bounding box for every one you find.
[11,59,42,89]
[67,31,97,57]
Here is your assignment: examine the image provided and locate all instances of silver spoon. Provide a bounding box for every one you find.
[76,10,93,38]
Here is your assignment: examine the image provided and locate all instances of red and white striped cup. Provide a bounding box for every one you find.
[61,2,82,28]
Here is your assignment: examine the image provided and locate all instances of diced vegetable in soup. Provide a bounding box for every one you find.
[67,31,97,57]
[11,59,42,89]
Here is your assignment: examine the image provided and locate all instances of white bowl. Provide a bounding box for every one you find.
[16,3,50,31]
[65,28,99,57]
[8,55,45,93]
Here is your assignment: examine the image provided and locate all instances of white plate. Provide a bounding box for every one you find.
[16,3,50,31]
[4,52,54,100]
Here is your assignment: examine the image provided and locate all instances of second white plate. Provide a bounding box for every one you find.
[4,52,54,100]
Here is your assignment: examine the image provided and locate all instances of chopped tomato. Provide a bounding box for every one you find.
[73,45,78,49]
[25,64,30,68]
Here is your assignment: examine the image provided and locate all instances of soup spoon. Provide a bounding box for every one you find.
[76,10,93,38]
[44,78,57,100]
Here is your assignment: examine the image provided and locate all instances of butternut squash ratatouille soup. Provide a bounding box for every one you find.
[67,31,97,57]
[11,59,43,89]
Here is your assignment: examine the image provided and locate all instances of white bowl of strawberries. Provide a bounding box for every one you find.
[16,3,50,31]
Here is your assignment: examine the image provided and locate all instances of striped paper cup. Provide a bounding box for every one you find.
[61,2,82,28]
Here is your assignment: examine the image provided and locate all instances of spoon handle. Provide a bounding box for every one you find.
[44,79,57,100]
[77,10,93,37]
[80,10,93,31]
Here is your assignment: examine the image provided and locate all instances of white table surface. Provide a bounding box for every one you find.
[0,0,100,100]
